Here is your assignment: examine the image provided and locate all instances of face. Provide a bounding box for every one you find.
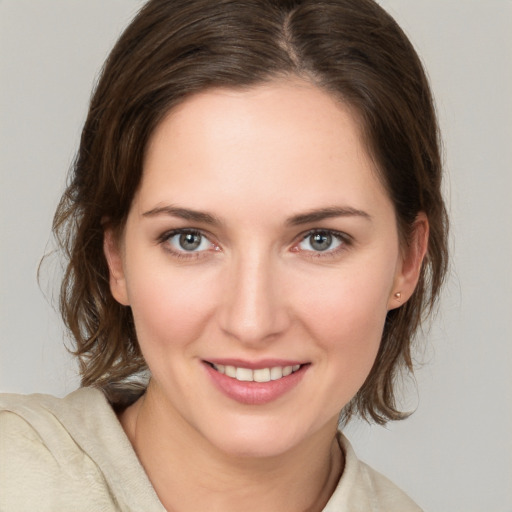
[105,80,425,458]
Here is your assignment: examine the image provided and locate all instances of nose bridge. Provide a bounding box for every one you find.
[219,245,288,344]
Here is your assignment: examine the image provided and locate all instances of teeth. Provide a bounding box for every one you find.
[253,368,271,382]
[270,367,283,380]
[236,367,253,381]
[282,366,293,377]
[211,363,302,382]
[225,365,236,378]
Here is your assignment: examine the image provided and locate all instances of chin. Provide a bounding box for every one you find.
[210,431,300,459]
[199,413,330,460]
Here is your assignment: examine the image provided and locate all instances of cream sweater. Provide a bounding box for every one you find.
[0,388,422,511]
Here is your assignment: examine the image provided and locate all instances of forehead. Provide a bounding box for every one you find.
[148,79,367,166]
[137,79,391,220]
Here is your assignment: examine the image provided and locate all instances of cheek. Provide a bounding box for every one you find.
[295,261,394,364]
[126,265,218,352]
[296,273,391,411]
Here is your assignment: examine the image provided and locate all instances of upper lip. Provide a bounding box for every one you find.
[204,358,307,370]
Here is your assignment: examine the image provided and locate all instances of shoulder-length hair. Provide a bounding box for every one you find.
[53,0,448,424]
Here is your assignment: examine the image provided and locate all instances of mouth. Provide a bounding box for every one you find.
[203,359,309,405]
[206,362,304,383]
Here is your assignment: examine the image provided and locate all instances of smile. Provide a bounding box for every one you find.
[204,360,309,405]
[210,363,302,382]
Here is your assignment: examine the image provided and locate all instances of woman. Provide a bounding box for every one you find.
[0,0,448,510]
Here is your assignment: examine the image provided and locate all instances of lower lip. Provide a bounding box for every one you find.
[203,363,308,405]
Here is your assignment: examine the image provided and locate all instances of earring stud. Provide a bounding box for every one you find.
[394,292,401,299]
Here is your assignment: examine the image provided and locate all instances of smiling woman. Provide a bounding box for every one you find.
[105,82,422,464]
[0,1,448,511]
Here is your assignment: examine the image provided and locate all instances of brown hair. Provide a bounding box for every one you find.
[53,0,448,423]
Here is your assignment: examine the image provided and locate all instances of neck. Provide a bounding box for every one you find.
[119,385,343,512]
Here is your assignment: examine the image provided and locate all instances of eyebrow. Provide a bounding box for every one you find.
[143,204,371,227]
[286,206,372,226]
[142,205,222,226]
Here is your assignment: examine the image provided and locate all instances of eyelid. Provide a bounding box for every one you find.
[292,228,352,255]
[157,228,219,257]
[300,228,352,242]
[157,227,351,259]
[157,226,215,242]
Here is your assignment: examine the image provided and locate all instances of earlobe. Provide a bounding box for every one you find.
[388,213,429,310]
[103,227,130,306]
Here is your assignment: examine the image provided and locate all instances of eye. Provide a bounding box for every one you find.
[163,230,215,253]
[297,230,345,253]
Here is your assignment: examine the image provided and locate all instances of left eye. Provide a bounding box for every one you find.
[298,231,344,252]
[166,231,213,252]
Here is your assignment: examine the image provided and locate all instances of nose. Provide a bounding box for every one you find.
[218,250,291,346]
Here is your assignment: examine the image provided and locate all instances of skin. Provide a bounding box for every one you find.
[104,79,428,511]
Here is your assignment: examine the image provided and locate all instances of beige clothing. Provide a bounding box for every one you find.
[0,388,422,511]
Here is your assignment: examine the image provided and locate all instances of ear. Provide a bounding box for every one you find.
[103,226,130,306]
[388,212,429,310]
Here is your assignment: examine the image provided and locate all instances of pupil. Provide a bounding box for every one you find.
[179,232,201,251]
[311,232,332,251]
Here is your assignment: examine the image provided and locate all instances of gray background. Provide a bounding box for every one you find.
[1,1,511,510]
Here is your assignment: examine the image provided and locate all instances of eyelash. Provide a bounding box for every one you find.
[157,229,218,260]
[157,228,352,260]
[292,228,353,258]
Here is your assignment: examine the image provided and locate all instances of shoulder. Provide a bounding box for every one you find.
[0,388,164,512]
[356,461,423,512]
[323,433,423,512]
[0,388,110,458]
[0,389,123,511]
[0,388,106,456]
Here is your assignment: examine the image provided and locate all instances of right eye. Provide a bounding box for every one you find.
[162,229,216,254]
[295,229,347,254]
